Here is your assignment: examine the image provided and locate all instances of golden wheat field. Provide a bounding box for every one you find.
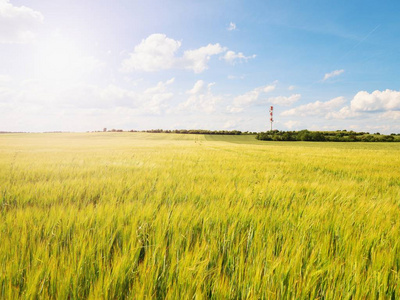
[1,132,400,299]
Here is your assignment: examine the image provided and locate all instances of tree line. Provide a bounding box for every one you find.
[100,129,258,135]
[256,130,400,142]
[143,129,256,135]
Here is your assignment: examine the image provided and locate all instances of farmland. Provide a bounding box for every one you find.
[1,132,400,298]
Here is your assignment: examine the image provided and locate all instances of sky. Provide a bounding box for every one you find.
[1,0,400,133]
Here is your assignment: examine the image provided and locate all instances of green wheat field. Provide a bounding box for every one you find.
[1,132,400,299]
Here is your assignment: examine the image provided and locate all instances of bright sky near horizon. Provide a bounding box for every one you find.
[1,0,400,133]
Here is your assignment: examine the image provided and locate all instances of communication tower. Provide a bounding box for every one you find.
[269,106,274,131]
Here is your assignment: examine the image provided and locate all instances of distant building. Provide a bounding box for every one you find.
[103,128,107,132]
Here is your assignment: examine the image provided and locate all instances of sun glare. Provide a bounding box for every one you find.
[34,36,95,85]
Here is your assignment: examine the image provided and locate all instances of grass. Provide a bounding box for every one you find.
[1,132,400,298]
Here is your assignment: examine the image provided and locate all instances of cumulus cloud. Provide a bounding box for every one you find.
[281,96,345,117]
[121,34,181,72]
[223,120,240,129]
[284,120,300,129]
[231,90,259,109]
[268,94,301,106]
[227,82,278,113]
[379,111,400,120]
[350,89,400,112]
[0,0,43,43]
[121,33,255,73]
[179,80,221,113]
[187,79,206,95]
[263,83,277,93]
[121,34,226,73]
[87,78,175,113]
[223,51,256,64]
[326,89,400,120]
[227,22,236,31]
[181,43,226,73]
[325,106,360,119]
[141,78,175,114]
[323,69,344,81]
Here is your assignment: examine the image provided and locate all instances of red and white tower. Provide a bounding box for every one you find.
[269,106,274,131]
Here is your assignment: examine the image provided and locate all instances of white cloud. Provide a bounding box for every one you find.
[142,78,175,114]
[323,69,344,81]
[121,34,181,72]
[223,119,243,129]
[227,106,244,113]
[228,82,277,113]
[326,90,400,119]
[325,89,400,121]
[179,80,221,113]
[121,34,227,73]
[350,89,400,112]
[288,85,295,91]
[0,74,176,117]
[181,43,226,73]
[187,79,205,95]
[232,90,259,107]
[223,51,256,64]
[281,96,345,117]
[268,94,301,106]
[325,106,360,119]
[364,124,394,133]
[227,75,245,80]
[379,111,400,120]
[3,74,400,133]
[227,22,236,31]
[83,78,175,113]
[121,33,256,73]
[0,0,43,43]
[284,120,300,129]
[263,83,277,93]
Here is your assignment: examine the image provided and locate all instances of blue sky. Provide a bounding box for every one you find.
[1,0,400,133]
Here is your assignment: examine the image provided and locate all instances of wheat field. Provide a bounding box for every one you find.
[1,132,400,299]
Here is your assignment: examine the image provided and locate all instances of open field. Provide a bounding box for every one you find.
[1,132,400,299]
